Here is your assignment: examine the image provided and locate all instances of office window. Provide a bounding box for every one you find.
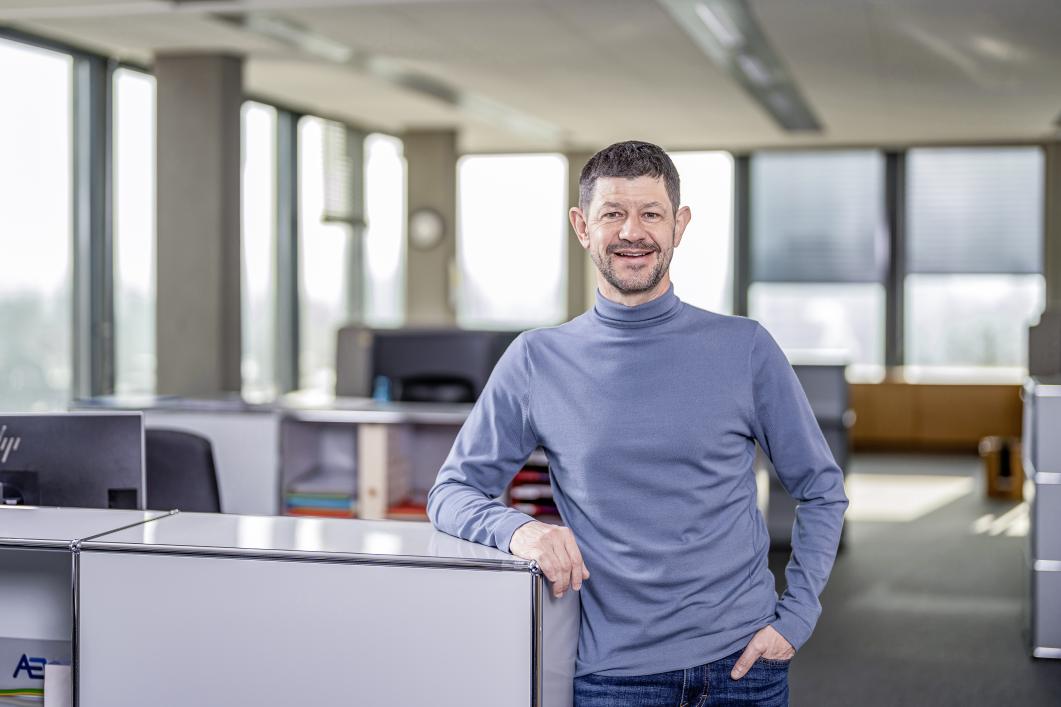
[668,151,734,314]
[748,151,887,378]
[241,102,278,400]
[298,116,353,392]
[905,274,1044,380]
[748,283,885,370]
[0,38,73,410]
[363,133,406,328]
[457,154,566,329]
[905,147,1045,380]
[112,67,156,395]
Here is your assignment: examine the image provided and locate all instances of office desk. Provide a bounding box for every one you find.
[78,512,579,707]
[0,507,166,704]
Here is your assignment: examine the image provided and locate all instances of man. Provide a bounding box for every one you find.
[428,141,848,706]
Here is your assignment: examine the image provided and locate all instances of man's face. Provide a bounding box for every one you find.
[570,175,691,303]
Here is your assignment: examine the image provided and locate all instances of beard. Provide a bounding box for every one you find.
[591,231,675,295]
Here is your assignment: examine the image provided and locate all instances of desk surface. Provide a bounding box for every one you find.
[74,393,475,424]
[281,400,472,425]
[0,507,167,549]
[83,512,531,570]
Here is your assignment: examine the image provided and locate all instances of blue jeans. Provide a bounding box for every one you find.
[573,649,790,706]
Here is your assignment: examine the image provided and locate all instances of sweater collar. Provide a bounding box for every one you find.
[593,284,683,329]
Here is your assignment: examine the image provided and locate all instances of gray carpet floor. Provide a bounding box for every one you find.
[768,453,1061,706]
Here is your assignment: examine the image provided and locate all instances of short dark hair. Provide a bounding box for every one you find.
[578,140,680,214]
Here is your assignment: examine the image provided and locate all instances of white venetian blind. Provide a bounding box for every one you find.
[906,147,1043,274]
[751,150,886,283]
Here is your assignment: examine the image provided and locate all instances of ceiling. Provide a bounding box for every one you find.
[2,0,1060,152]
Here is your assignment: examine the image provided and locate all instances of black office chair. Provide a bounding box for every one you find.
[144,428,222,513]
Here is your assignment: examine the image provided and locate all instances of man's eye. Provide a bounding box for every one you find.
[643,212,660,220]
[602,211,621,219]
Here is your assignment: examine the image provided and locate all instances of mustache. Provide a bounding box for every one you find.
[607,242,659,254]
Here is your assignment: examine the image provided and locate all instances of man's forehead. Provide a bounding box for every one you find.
[591,175,669,208]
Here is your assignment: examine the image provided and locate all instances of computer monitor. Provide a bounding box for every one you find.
[370,329,520,403]
[0,412,145,510]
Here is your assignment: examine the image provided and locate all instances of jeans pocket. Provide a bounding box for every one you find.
[756,657,792,668]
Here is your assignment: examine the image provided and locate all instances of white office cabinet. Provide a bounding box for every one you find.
[0,507,166,704]
[1033,570,1061,653]
[1034,482,1061,562]
[1022,377,1061,659]
[78,513,579,707]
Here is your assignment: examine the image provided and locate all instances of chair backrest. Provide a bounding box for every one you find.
[144,428,221,513]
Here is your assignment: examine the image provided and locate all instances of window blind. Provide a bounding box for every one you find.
[750,150,886,283]
[906,147,1043,274]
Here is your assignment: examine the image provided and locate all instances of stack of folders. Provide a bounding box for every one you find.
[386,488,430,520]
[509,467,561,522]
[285,465,357,519]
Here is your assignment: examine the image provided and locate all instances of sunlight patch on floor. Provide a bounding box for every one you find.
[971,502,1029,537]
[844,473,975,522]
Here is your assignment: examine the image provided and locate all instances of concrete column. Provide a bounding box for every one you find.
[1044,142,1061,308]
[1028,141,1061,375]
[403,129,457,326]
[565,151,594,320]
[154,53,243,395]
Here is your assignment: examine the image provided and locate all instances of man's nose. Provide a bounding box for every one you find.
[618,214,642,240]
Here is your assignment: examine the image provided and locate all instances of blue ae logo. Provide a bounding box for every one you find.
[12,654,47,680]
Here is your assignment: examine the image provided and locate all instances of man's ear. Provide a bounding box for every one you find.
[673,205,692,248]
[570,207,591,250]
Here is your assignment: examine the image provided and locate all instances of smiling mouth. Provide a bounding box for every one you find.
[612,250,655,259]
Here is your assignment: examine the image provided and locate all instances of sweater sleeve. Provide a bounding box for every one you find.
[748,324,849,650]
[426,333,539,553]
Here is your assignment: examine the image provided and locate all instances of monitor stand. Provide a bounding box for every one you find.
[107,489,139,510]
[0,471,39,506]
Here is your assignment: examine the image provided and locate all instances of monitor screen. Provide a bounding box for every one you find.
[0,413,144,510]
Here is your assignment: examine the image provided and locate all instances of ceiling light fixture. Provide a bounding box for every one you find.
[693,2,744,49]
[735,53,772,87]
[226,13,352,63]
[658,0,822,133]
[215,12,563,144]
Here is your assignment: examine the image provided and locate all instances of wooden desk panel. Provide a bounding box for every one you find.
[850,382,1021,451]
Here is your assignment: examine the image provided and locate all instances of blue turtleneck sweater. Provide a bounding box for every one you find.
[427,286,848,678]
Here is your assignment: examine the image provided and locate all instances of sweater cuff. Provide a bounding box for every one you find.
[494,511,538,554]
[771,604,816,651]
